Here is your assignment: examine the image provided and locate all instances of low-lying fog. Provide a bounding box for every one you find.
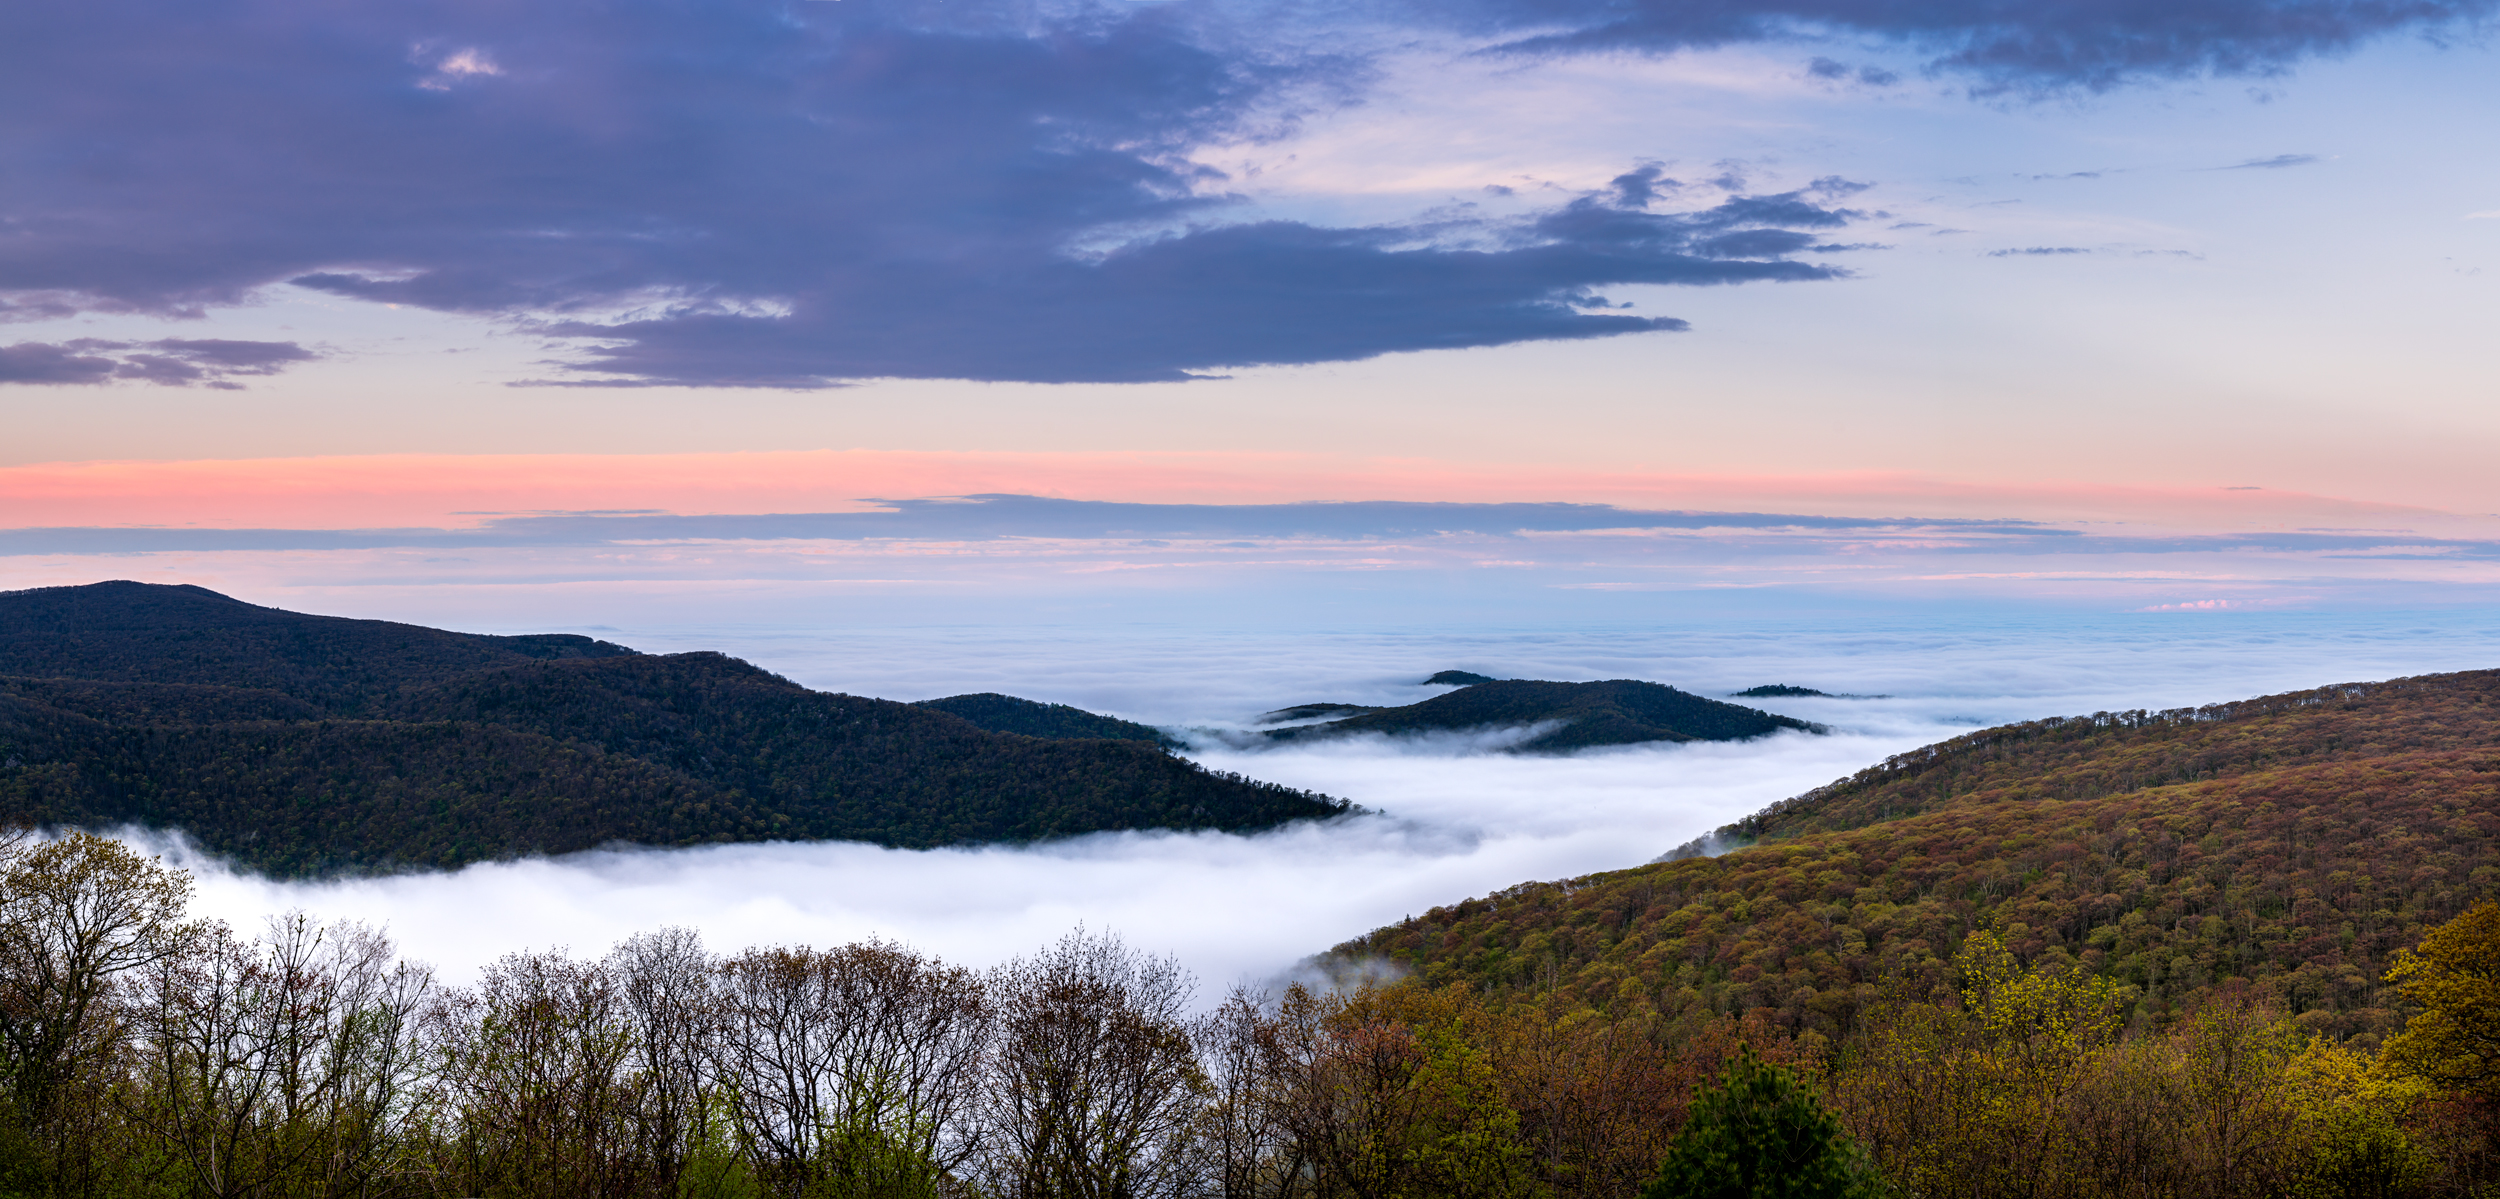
[147,608,2500,992]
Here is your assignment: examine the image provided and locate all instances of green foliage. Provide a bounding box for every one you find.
[2382,900,2500,1098]
[0,1116,46,1199]
[1641,1046,1878,1199]
[1269,680,1820,753]
[0,582,1351,875]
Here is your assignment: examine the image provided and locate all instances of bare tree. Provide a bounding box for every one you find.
[1195,987,1310,1199]
[124,913,432,1199]
[979,929,1208,1199]
[424,948,648,1198]
[708,940,991,1198]
[608,927,717,1195]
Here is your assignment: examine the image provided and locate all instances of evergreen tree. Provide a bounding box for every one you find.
[1640,1046,1881,1199]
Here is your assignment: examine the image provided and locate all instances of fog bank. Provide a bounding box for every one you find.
[142,608,2500,989]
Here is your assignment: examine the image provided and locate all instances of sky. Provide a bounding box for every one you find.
[5,0,2499,984]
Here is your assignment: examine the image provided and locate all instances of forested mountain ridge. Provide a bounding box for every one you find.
[913,692,1181,749]
[1267,678,1820,752]
[1718,668,2500,846]
[0,582,1352,874]
[1331,667,2500,1045]
[0,580,633,710]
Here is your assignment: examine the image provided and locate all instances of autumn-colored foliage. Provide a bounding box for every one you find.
[1339,668,2500,1044]
[8,828,2500,1198]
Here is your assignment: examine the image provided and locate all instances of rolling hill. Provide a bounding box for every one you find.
[1329,668,2500,1042]
[0,582,1352,874]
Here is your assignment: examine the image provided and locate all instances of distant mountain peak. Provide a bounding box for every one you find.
[1269,678,1822,753]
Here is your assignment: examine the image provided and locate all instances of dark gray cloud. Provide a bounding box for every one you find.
[2,0,2456,387]
[0,0,1863,388]
[1449,0,2491,92]
[0,339,316,388]
[1806,56,1901,85]
[2222,153,2323,169]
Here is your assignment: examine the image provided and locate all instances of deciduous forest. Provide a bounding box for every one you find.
[7,828,2500,1199]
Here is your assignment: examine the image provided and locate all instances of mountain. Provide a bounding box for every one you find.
[913,692,1181,749]
[1426,670,1504,686]
[0,580,634,710]
[1729,684,1887,700]
[1328,668,2500,1042]
[1266,679,1821,752]
[0,582,1352,875]
[1255,703,1382,724]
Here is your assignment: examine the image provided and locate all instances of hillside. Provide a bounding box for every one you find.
[0,582,1352,874]
[914,692,1181,749]
[1268,679,1820,752]
[1331,668,2500,1043]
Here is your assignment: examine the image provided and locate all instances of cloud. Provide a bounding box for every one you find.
[1805,56,1901,86]
[1456,0,2492,92]
[1986,246,2093,256]
[2221,153,2322,169]
[0,339,317,388]
[0,0,1865,388]
[0,494,2060,555]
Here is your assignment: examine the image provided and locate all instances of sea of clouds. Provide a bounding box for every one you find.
[134,605,2500,997]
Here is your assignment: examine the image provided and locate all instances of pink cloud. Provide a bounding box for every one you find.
[0,450,2490,540]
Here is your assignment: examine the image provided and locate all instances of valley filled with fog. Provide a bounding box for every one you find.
[149,608,2500,993]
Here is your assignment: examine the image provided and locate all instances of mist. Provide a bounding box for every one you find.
[136,606,2500,991]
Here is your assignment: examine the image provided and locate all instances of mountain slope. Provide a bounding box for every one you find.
[1718,670,2500,846]
[0,582,1352,874]
[1268,679,1820,752]
[1330,668,2500,1043]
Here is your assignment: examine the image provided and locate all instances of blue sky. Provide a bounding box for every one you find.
[1,0,2493,549]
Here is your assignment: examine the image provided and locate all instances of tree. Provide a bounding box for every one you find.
[123,914,433,1199]
[2383,900,2500,1098]
[980,929,1208,1199]
[1642,1046,1879,1199]
[708,939,990,1199]
[0,829,200,1195]
[424,948,648,1197]
[608,927,718,1196]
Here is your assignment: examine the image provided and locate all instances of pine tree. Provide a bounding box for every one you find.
[1640,1046,1882,1199]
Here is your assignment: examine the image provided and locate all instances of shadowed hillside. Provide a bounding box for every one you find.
[0,582,1352,874]
[1330,668,2500,1043]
